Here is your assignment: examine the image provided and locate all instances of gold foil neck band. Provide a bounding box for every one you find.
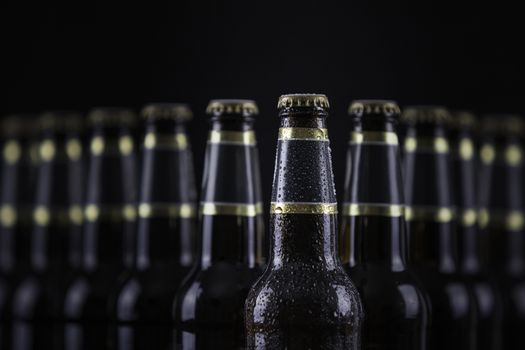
[342,203,404,217]
[208,130,256,146]
[66,139,82,161]
[200,202,263,217]
[278,127,329,141]
[478,209,524,231]
[84,204,137,222]
[90,136,135,156]
[404,206,455,223]
[479,143,523,166]
[457,138,474,161]
[0,205,17,227]
[144,132,188,150]
[138,203,196,219]
[3,140,22,164]
[39,140,56,162]
[350,132,398,146]
[460,209,477,227]
[270,202,337,215]
[404,137,449,154]
[29,206,84,227]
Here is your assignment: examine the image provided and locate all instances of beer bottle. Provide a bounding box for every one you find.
[245,94,363,349]
[173,99,264,349]
[478,115,525,349]
[449,111,502,350]
[9,112,83,350]
[402,106,477,350]
[0,115,38,349]
[110,103,197,349]
[340,100,429,350]
[63,108,138,350]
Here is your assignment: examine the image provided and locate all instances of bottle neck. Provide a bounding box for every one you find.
[450,129,481,273]
[198,117,263,269]
[0,136,35,273]
[269,111,338,268]
[136,121,197,270]
[479,135,525,274]
[31,131,84,271]
[83,125,138,271]
[403,125,458,271]
[341,118,407,270]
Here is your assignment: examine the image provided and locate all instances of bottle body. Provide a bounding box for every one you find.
[245,95,363,349]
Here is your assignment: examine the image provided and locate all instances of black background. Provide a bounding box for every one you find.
[3,0,524,204]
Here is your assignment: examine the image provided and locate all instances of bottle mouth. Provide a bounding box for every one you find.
[141,103,192,122]
[277,93,329,109]
[348,100,400,120]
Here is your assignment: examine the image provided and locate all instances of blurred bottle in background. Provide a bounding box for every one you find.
[173,99,264,349]
[478,115,525,349]
[402,106,477,350]
[62,108,138,350]
[341,100,429,350]
[109,103,197,350]
[449,111,502,350]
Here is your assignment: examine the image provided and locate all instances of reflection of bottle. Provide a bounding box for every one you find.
[63,108,138,350]
[109,103,197,350]
[402,106,477,350]
[341,100,429,350]
[245,94,363,349]
[173,99,264,349]
[478,115,525,349]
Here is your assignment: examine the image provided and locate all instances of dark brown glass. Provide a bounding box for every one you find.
[245,97,363,349]
[341,102,429,350]
[478,117,525,349]
[449,119,502,350]
[0,116,39,350]
[62,109,137,350]
[173,102,264,349]
[10,112,84,350]
[404,118,477,350]
[110,114,197,350]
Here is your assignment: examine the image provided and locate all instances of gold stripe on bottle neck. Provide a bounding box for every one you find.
[458,138,474,161]
[0,205,17,227]
[479,143,495,165]
[200,202,262,217]
[478,209,524,231]
[39,139,56,162]
[138,203,196,219]
[404,136,449,154]
[270,202,337,215]
[460,209,477,227]
[278,127,329,141]
[505,144,523,166]
[144,132,188,150]
[32,206,80,227]
[342,203,404,217]
[404,206,455,223]
[84,204,137,222]
[208,130,256,146]
[349,132,398,146]
[90,136,135,156]
[3,140,21,164]
[66,139,82,161]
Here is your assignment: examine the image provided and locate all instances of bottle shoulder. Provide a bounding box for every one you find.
[245,265,363,326]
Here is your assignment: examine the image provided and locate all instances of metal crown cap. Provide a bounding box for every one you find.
[449,111,477,129]
[349,100,400,118]
[401,106,451,125]
[480,114,524,136]
[142,103,193,121]
[277,94,330,109]
[88,107,137,127]
[206,99,259,116]
[40,111,84,132]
